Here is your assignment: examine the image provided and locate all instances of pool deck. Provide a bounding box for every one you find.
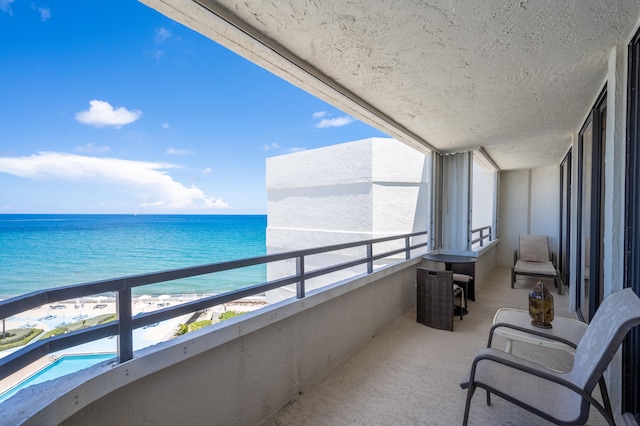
[0,296,265,395]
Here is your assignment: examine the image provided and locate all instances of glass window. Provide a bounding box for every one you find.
[559,150,571,293]
[471,151,498,251]
[577,89,606,323]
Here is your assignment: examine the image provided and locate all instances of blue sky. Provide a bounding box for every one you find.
[0,0,388,214]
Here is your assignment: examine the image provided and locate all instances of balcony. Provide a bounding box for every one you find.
[2,256,610,425]
[263,267,609,426]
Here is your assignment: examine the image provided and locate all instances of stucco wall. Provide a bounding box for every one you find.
[265,138,429,303]
[530,167,560,253]
[266,137,428,236]
[496,170,529,268]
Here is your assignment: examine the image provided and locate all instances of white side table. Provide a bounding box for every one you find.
[492,308,587,354]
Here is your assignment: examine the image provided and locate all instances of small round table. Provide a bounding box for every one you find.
[423,253,477,315]
[422,253,477,270]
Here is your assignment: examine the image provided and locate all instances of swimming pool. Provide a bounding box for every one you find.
[0,353,115,403]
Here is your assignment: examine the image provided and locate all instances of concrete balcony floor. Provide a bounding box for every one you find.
[262,267,608,426]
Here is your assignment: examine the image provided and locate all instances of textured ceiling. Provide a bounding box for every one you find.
[142,0,640,170]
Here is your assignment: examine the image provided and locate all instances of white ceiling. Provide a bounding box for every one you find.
[142,0,640,170]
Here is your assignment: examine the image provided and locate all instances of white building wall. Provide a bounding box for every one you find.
[497,168,561,268]
[530,166,560,254]
[496,170,530,268]
[265,137,429,303]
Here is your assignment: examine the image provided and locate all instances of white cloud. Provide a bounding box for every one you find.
[75,100,142,128]
[0,152,229,210]
[32,5,50,21]
[75,143,111,154]
[315,116,354,128]
[161,122,170,129]
[154,27,172,44]
[312,111,326,119]
[149,49,164,60]
[262,143,280,151]
[166,148,192,155]
[0,0,14,15]
[202,167,212,174]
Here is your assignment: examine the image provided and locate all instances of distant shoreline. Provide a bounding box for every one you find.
[0,213,268,217]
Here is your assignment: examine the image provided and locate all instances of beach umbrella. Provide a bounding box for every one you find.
[137,295,152,306]
[137,295,152,312]
[158,294,171,307]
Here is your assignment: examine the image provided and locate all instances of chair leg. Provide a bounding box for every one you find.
[459,292,463,320]
[599,376,613,420]
[463,386,476,426]
[511,268,515,288]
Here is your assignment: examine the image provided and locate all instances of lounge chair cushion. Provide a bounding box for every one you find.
[514,260,557,276]
[520,235,550,262]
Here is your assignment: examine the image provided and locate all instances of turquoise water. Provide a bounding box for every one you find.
[0,353,115,403]
[0,214,267,298]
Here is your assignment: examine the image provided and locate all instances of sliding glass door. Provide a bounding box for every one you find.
[559,151,571,292]
[576,89,605,323]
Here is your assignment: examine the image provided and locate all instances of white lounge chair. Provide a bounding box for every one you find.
[511,235,561,294]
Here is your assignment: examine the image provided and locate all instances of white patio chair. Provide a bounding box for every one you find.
[460,287,640,425]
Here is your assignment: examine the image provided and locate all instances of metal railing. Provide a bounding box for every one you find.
[0,231,428,380]
[471,226,492,248]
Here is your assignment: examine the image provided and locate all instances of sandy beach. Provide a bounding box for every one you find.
[2,295,266,331]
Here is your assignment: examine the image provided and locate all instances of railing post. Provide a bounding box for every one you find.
[405,237,411,260]
[117,287,133,363]
[296,256,305,299]
[367,243,373,274]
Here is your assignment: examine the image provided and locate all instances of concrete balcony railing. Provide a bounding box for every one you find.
[0,236,426,424]
[5,256,423,425]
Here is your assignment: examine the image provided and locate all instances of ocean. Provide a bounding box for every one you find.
[0,214,267,299]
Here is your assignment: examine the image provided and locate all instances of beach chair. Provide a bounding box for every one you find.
[512,235,560,294]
